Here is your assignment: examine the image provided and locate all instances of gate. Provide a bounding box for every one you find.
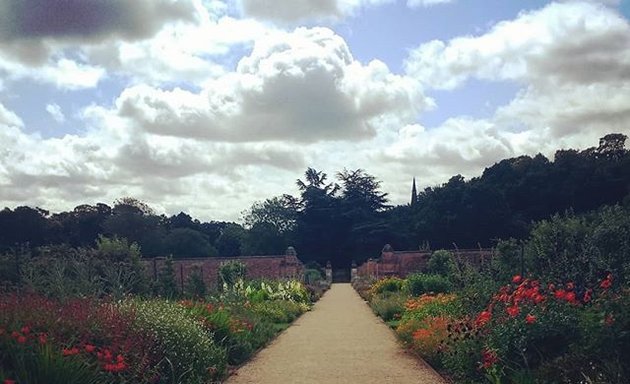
[332,268,351,283]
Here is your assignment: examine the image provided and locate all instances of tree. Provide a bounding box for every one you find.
[215,223,245,257]
[164,228,217,258]
[242,195,298,234]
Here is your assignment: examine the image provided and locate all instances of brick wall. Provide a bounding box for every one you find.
[356,247,495,279]
[143,253,304,291]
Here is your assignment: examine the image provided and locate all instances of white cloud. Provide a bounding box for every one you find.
[407,0,454,8]
[110,27,428,143]
[45,103,65,123]
[371,0,630,203]
[238,0,393,24]
[405,1,630,90]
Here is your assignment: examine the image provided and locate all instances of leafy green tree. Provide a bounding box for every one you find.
[215,224,245,257]
[164,228,217,258]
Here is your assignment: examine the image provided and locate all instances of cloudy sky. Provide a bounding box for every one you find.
[1,0,629,221]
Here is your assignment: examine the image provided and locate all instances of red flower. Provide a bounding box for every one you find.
[62,347,80,356]
[565,292,577,304]
[512,275,522,284]
[565,282,575,290]
[506,305,520,317]
[525,314,536,324]
[38,333,47,345]
[533,293,545,304]
[20,326,30,335]
[600,275,613,289]
[583,289,592,303]
[475,311,492,327]
[481,348,498,369]
[554,289,567,300]
[4,379,16,384]
[10,331,20,339]
[85,344,96,353]
[17,335,27,344]
[604,314,615,326]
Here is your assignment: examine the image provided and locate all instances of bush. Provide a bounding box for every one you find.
[304,268,323,285]
[219,261,246,290]
[370,292,406,322]
[428,250,457,277]
[370,277,407,297]
[126,299,226,383]
[407,273,452,296]
[185,265,206,299]
[524,205,630,286]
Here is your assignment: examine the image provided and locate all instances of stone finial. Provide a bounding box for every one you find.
[285,246,297,256]
[382,244,394,253]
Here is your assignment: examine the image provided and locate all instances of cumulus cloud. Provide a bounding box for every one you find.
[405,1,630,90]
[238,0,392,23]
[0,98,309,220]
[369,1,630,204]
[111,27,428,143]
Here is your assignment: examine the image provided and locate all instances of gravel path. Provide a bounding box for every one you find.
[226,283,447,384]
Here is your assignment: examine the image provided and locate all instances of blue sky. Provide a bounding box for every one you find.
[1,0,629,221]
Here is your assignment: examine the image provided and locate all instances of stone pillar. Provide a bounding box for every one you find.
[351,260,358,282]
[325,261,333,284]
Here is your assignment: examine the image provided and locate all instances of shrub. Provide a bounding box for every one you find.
[125,299,226,383]
[428,250,457,277]
[304,268,323,285]
[370,292,406,322]
[219,261,246,290]
[524,205,630,286]
[155,257,178,299]
[369,277,407,297]
[185,265,206,299]
[407,273,452,296]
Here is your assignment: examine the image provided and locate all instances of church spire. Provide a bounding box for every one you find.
[411,177,418,206]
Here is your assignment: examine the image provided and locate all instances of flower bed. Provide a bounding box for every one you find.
[359,273,629,383]
[0,278,313,384]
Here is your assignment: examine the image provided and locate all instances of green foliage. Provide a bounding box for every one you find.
[126,299,226,383]
[525,205,630,285]
[218,260,247,289]
[407,273,452,296]
[370,292,406,321]
[184,265,206,299]
[304,268,323,285]
[0,341,102,384]
[370,276,407,296]
[163,228,217,258]
[428,250,456,277]
[156,257,178,299]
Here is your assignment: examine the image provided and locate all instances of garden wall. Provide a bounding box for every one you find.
[355,246,495,279]
[143,250,304,291]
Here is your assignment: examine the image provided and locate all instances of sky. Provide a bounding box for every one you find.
[1,0,630,222]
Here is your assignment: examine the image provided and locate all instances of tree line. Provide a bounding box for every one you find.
[1,134,628,268]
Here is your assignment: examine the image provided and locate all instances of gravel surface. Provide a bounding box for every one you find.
[225,283,447,384]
